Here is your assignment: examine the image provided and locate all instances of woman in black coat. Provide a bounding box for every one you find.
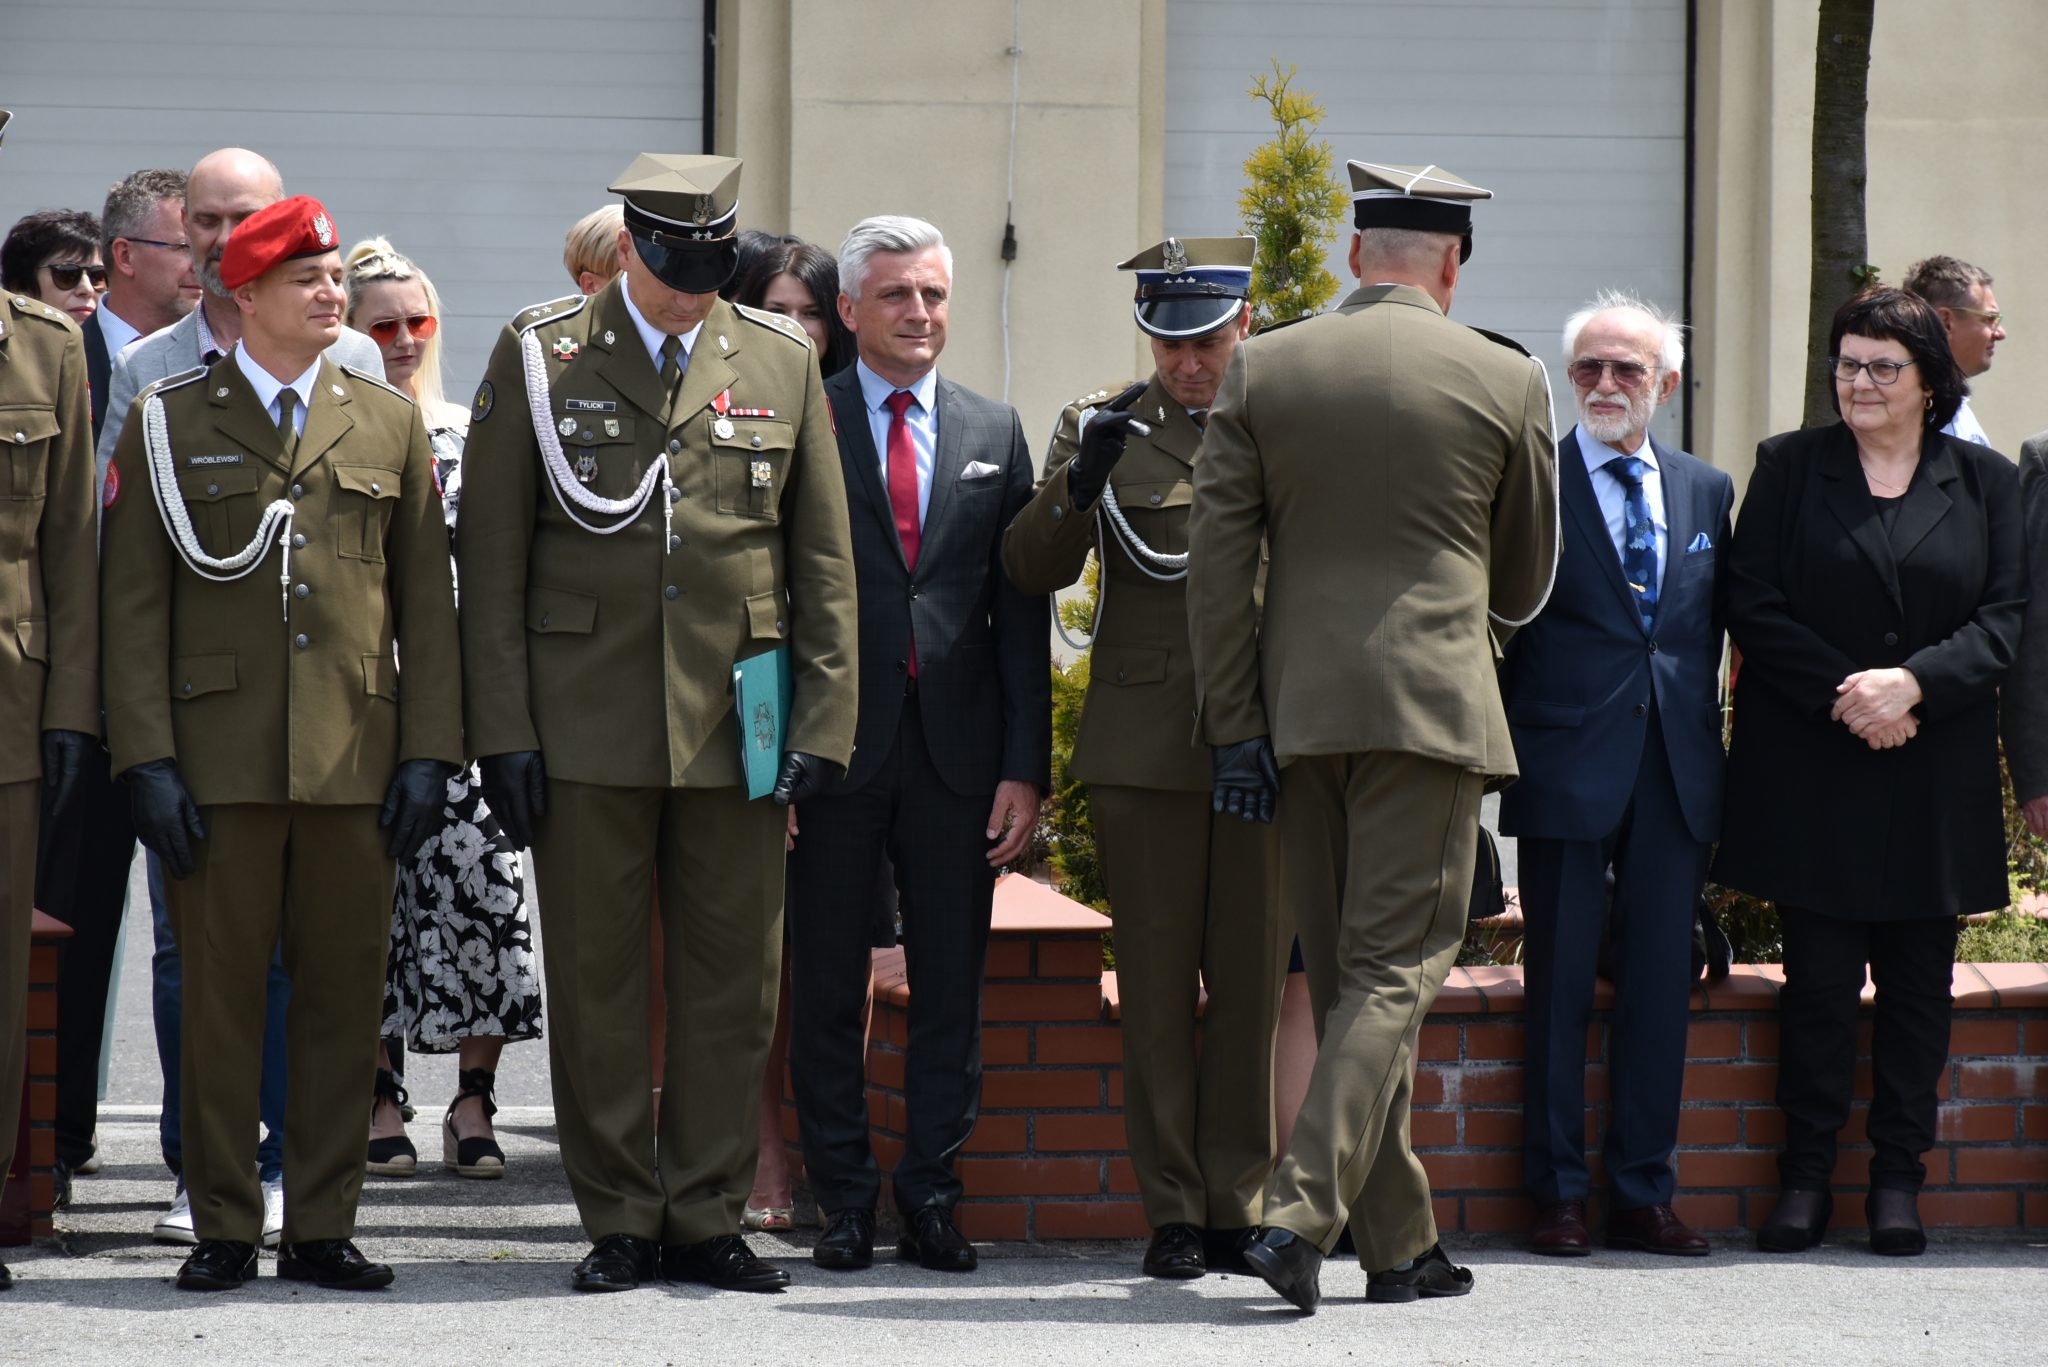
[1715,287,2023,1257]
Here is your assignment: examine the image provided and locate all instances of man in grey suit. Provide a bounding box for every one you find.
[98,147,383,475]
[94,145,382,1250]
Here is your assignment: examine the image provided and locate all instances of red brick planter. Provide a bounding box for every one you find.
[2,910,69,1247]
[778,877,2048,1239]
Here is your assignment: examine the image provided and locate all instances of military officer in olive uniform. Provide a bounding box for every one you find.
[1189,162,1559,1313]
[1002,237,1284,1281]
[457,155,857,1295]
[0,110,103,1294]
[101,196,461,1293]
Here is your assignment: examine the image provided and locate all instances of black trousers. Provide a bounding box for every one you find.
[788,693,996,1216]
[36,746,139,1171]
[1517,713,1708,1211]
[1776,907,1957,1193]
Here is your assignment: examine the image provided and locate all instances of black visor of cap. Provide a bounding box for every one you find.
[1353,197,1476,263]
[1135,294,1244,340]
[629,229,738,295]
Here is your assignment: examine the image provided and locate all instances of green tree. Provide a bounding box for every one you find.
[1238,62,1348,330]
[1037,558,1109,914]
[1802,0,1879,429]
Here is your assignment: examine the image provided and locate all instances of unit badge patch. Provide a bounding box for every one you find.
[472,381,494,423]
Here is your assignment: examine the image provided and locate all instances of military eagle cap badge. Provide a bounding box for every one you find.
[1162,238,1188,274]
[312,212,334,247]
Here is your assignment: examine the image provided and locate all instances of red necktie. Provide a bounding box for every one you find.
[884,389,921,675]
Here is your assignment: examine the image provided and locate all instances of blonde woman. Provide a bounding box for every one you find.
[561,205,623,295]
[344,238,540,1179]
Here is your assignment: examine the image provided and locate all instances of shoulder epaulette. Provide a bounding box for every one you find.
[139,366,207,400]
[1068,381,1138,411]
[8,292,75,330]
[341,364,415,404]
[733,302,813,348]
[1468,325,1532,359]
[514,293,588,334]
[1251,312,1314,338]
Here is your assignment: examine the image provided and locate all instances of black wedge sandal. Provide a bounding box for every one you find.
[444,1068,506,1179]
[366,1068,418,1177]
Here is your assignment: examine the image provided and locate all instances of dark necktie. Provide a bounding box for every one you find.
[1191,408,1209,430]
[658,335,684,426]
[884,389,922,675]
[276,387,299,464]
[1605,454,1659,630]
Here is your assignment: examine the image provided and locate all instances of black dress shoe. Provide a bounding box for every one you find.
[1143,1222,1206,1279]
[277,1239,395,1290]
[1756,1189,1832,1253]
[0,1260,10,1290]
[814,1208,876,1270]
[1867,1188,1927,1258]
[661,1233,791,1291]
[897,1206,977,1272]
[571,1234,658,1292]
[1242,1227,1323,1313]
[175,1239,258,1291]
[1366,1243,1474,1303]
[1203,1226,1256,1274]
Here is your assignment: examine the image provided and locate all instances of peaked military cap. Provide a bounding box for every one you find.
[610,153,744,295]
[1117,236,1254,339]
[1348,161,1493,263]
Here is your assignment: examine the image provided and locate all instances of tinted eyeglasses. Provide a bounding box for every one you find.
[1566,358,1650,390]
[1827,355,1915,385]
[124,237,190,253]
[366,314,438,344]
[42,261,108,290]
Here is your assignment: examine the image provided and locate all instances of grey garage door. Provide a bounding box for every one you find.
[1165,0,1689,446]
[0,0,705,407]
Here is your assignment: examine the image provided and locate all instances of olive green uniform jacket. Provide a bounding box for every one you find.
[0,292,99,779]
[456,281,856,783]
[100,355,463,797]
[1188,284,1558,778]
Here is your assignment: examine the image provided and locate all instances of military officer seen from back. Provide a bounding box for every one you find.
[456,155,857,1295]
[1002,236,1284,1281]
[0,108,102,1296]
[1188,161,1559,1314]
[100,195,462,1293]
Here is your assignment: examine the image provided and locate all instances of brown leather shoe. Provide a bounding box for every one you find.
[1529,1198,1591,1257]
[1606,1203,1709,1257]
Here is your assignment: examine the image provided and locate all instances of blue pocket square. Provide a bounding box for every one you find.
[1686,531,1713,553]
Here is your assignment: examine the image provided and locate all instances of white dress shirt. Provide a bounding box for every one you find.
[1580,425,1667,571]
[95,304,143,360]
[856,358,938,528]
[619,277,702,381]
[1943,395,1991,447]
[233,345,320,435]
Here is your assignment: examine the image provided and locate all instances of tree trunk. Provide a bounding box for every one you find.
[1804,0,1876,429]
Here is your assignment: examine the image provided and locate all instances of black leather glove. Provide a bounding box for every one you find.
[478,750,547,850]
[772,751,843,806]
[1211,736,1280,824]
[1065,380,1151,509]
[41,728,96,818]
[125,759,207,880]
[380,759,460,862]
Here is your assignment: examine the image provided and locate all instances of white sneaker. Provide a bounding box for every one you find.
[153,1184,197,1245]
[261,1178,285,1250]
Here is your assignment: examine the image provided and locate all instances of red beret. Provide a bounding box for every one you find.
[219,195,340,290]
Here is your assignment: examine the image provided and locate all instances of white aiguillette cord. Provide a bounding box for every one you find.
[142,392,296,619]
[521,328,674,551]
[1054,404,1185,652]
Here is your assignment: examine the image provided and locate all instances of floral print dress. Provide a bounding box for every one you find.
[382,421,543,1050]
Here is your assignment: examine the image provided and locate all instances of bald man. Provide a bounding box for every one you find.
[93,147,386,1249]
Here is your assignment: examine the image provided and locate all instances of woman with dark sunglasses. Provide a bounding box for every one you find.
[341,236,540,1185]
[1,208,106,325]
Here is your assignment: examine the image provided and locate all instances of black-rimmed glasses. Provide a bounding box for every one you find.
[1827,356,1916,385]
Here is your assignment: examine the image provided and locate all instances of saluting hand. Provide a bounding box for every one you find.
[1066,380,1152,509]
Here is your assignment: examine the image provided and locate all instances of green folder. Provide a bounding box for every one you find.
[733,644,794,800]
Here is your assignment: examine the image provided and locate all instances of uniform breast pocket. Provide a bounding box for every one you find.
[1110,478,1192,550]
[711,419,794,520]
[0,405,60,501]
[332,465,402,562]
[176,467,267,555]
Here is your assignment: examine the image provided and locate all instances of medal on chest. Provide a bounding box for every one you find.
[711,387,735,441]
[575,451,599,485]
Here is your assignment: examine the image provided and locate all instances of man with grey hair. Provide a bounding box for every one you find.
[1499,290,1733,1258]
[789,214,1049,1276]
[87,169,200,436]
[1903,255,2004,446]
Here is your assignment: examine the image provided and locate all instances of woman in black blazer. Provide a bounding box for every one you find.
[1716,287,2023,1257]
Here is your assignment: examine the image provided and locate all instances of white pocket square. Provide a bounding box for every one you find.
[961,460,1003,481]
[1686,531,1713,553]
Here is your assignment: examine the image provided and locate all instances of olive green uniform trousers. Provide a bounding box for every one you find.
[532,779,786,1246]
[173,803,393,1245]
[1091,785,1286,1229]
[1260,750,1481,1270]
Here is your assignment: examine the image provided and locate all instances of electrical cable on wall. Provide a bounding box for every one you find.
[1000,0,1022,404]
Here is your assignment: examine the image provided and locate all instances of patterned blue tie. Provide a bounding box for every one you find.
[1606,455,1659,630]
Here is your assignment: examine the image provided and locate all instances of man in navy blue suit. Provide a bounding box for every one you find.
[1499,292,1733,1258]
